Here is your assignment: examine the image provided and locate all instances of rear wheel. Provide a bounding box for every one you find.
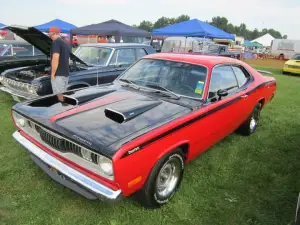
[237,103,262,136]
[135,149,185,208]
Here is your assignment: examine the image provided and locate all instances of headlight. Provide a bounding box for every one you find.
[0,76,4,82]
[26,85,38,94]
[97,155,113,176]
[285,64,289,68]
[12,111,27,128]
[81,147,93,162]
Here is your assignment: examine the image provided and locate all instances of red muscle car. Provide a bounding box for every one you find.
[11,53,276,208]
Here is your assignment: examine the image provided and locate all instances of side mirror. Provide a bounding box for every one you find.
[217,89,228,98]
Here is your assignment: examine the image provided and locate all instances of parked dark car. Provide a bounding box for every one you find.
[0,40,46,75]
[0,26,155,101]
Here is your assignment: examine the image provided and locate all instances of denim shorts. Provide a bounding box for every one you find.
[51,76,69,94]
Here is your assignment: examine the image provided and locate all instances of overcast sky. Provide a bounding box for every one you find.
[2,0,300,39]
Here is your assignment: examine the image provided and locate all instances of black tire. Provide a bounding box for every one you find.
[237,103,262,136]
[135,149,185,208]
[282,70,288,75]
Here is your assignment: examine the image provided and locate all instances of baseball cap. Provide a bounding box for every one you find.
[49,26,60,33]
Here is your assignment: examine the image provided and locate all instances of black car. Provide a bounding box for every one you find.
[0,26,155,102]
[0,40,46,75]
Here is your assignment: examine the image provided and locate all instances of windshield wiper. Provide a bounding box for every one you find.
[119,78,140,89]
[119,78,137,85]
[144,84,180,100]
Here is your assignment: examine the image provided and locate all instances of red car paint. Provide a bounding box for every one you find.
[13,54,276,199]
[111,54,276,196]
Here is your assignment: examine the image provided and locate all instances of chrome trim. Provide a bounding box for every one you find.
[12,112,114,180]
[0,86,36,100]
[13,131,122,200]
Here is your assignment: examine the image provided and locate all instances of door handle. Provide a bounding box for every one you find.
[241,94,248,99]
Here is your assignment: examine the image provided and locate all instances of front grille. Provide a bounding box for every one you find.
[39,128,82,157]
[4,78,29,92]
[288,65,300,69]
[24,119,102,166]
[2,78,37,94]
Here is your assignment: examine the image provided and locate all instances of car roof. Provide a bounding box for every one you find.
[79,43,151,48]
[144,53,241,68]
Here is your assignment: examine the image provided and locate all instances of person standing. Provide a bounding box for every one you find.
[49,26,70,102]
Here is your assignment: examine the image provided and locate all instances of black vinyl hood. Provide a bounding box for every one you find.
[5,25,87,66]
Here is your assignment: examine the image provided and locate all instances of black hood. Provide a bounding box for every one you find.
[5,25,87,66]
[13,84,194,157]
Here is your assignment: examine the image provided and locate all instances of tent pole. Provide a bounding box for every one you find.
[184,36,187,53]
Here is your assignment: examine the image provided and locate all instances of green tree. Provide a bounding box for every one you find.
[138,20,153,32]
[251,28,260,40]
[153,17,171,29]
[211,16,228,30]
[226,23,236,34]
[175,15,190,23]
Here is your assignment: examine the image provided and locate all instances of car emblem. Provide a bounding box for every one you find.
[72,135,92,146]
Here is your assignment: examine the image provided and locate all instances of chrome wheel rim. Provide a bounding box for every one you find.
[250,117,256,130]
[250,106,260,131]
[156,158,181,198]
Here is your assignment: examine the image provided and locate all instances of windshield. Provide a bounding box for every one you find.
[291,54,300,60]
[206,44,221,53]
[118,59,208,99]
[0,43,44,56]
[73,46,113,66]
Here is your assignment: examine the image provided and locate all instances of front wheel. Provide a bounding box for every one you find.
[135,149,185,208]
[237,103,262,136]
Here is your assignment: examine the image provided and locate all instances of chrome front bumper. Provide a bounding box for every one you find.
[13,131,122,201]
[0,86,36,101]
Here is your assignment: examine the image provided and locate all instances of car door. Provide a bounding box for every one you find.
[201,65,251,144]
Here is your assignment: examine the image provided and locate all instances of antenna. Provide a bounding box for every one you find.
[96,56,99,86]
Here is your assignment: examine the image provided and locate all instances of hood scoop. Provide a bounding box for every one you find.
[64,87,116,105]
[29,87,116,107]
[104,99,162,123]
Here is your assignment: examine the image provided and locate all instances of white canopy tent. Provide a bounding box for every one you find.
[251,33,275,47]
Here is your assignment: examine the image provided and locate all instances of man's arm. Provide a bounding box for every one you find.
[51,53,59,80]
[51,40,60,80]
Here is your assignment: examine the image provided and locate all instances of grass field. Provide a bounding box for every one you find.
[0,62,300,225]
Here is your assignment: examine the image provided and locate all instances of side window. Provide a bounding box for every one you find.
[208,66,239,101]
[109,49,136,66]
[116,49,136,65]
[232,66,249,87]
[136,48,147,59]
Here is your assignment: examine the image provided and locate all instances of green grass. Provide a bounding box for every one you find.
[1,67,300,225]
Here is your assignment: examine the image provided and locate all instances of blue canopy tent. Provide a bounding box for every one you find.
[0,23,6,29]
[152,19,235,40]
[34,19,77,33]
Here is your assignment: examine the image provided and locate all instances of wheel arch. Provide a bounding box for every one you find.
[156,140,190,163]
[258,98,265,108]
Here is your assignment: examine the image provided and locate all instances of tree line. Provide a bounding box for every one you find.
[133,15,287,40]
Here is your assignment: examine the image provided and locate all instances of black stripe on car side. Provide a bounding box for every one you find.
[123,80,274,157]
